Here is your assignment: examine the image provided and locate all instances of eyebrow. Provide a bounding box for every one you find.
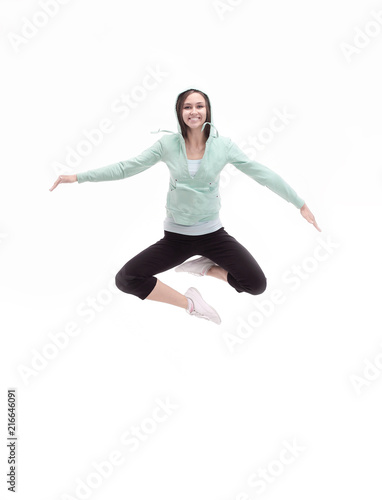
[184,101,204,105]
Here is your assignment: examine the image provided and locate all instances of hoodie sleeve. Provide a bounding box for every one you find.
[76,138,163,183]
[226,138,305,209]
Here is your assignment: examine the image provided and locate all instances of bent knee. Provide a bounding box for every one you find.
[115,270,156,300]
[248,274,267,295]
[115,269,133,293]
[257,275,267,294]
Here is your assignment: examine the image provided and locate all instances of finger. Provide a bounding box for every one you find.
[311,218,321,231]
[304,214,314,224]
[51,179,60,191]
[49,178,61,191]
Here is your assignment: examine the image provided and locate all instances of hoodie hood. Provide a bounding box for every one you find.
[151,87,219,138]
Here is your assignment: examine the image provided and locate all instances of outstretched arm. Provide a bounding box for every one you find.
[49,138,163,191]
[227,139,321,231]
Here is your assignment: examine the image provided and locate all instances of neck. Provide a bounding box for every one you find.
[185,127,207,149]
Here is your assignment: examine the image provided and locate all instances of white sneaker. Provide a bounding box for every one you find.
[184,287,221,325]
[175,256,216,277]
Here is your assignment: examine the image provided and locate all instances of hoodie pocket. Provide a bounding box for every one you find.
[169,178,177,191]
[208,181,219,196]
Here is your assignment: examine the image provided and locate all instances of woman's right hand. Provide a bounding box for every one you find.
[300,203,321,232]
[49,174,77,192]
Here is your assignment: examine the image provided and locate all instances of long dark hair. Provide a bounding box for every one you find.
[175,89,211,141]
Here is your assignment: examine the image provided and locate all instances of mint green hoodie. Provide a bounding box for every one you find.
[76,89,305,224]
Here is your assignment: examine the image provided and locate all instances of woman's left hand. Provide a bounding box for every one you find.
[300,203,321,232]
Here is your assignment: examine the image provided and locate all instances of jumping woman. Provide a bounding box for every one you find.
[50,88,320,325]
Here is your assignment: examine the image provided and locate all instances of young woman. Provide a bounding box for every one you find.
[50,88,320,325]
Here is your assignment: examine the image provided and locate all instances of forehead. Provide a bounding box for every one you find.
[184,93,205,105]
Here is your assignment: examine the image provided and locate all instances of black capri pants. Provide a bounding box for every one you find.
[115,227,267,300]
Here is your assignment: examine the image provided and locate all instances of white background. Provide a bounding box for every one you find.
[1,0,382,499]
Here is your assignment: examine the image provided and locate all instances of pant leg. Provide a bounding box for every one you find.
[198,227,267,295]
[115,232,196,300]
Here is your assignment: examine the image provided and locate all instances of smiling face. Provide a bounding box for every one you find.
[182,92,207,131]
